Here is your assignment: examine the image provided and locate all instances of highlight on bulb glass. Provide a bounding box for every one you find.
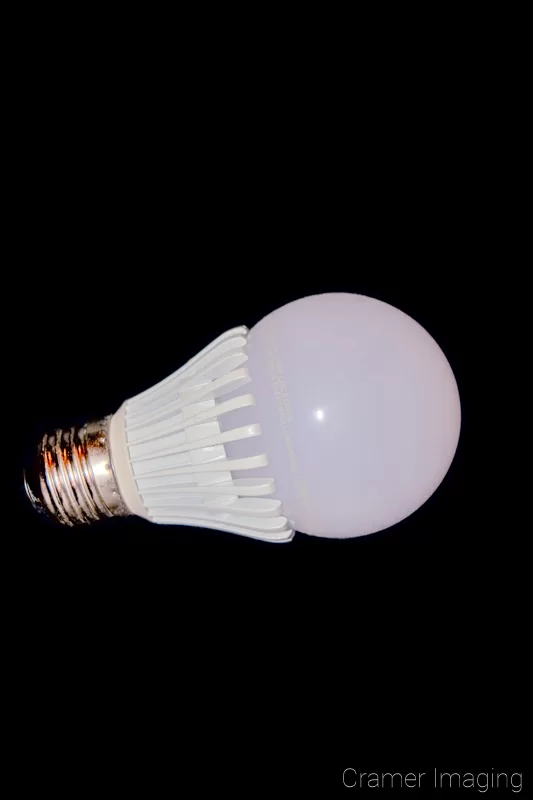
[24,293,461,543]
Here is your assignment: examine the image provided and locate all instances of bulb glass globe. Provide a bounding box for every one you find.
[224,293,461,537]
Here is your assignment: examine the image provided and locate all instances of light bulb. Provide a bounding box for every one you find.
[24,293,461,542]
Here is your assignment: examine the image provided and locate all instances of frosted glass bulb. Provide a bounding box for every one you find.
[234,293,461,538]
[24,293,461,542]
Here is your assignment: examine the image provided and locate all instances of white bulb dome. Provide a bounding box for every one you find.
[237,293,461,537]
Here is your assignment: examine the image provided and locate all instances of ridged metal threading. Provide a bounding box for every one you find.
[24,417,131,526]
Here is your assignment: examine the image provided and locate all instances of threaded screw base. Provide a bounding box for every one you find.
[24,417,131,526]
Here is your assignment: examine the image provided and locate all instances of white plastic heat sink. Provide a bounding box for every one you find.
[108,327,293,542]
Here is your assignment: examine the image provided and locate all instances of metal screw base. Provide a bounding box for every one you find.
[24,416,131,526]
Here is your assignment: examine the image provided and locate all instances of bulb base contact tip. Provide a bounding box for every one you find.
[23,417,131,526]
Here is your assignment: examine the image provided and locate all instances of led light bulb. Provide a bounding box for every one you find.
[24,293,461,542]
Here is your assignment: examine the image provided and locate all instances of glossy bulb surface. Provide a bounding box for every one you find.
[224,293,461,538]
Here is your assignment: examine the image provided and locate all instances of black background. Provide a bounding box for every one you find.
[7,36,527,793]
